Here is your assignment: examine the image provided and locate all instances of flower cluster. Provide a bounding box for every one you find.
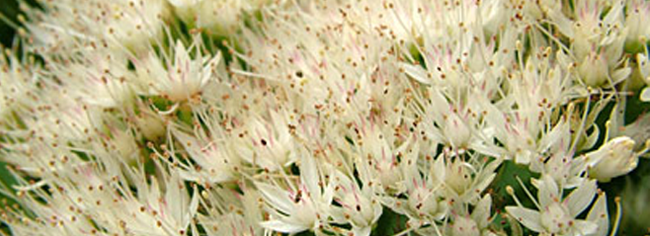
[0,0,649,235]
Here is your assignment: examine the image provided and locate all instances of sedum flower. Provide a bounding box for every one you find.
[22,0,168,53]
[330,169,382,236]
[447,194,494,236]
[172,129,240,184]
[506,175,607,236]
[624,0,650,52]
[0,51,39,119]
[582,136,649,182]
[256,154,334,234]
[168,0,270,36]
[3,0,650,235]
[134,40,222,103]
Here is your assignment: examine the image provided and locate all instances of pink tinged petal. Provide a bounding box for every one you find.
[565,179,597,217]
[257,183,294,214]
[505,206,543,233]
[260,220,308,234]
[586,193,609,236]
[537,175,559,208]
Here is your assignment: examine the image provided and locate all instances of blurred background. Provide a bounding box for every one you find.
[0,0,20,47]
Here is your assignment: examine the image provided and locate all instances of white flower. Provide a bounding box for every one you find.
[624,0,650,52]
[352,123,406,192]
[134,40,222,103]
[58,48,135,108]
[506,175,604,236]
[117,171,200,235]
[198,186,264,236]
[583,136,648,182]
[391,153,449,222]
[173,129,240,184]
[22,0,168,53]
[168,0,268,36]
[330,169,382,236]
[131,103,167,140]
[0,53,38,119]
[447,195,493,236]
[256,154,333,234]
[232,110,297,171]
[577,52,611,87]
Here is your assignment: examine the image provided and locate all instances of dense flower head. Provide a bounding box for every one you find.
[0,0,649,235]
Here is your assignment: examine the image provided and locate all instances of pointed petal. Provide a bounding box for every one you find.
[401,63,430,84]
[611,67,632,85]
[257,182,294,214]
[260,219,308,233]
[565,179,597,217]
[505,206,543,233]
[472,194,492,228]
[538,174,559,208]
[586,193,609,236]
[301,155,321,196]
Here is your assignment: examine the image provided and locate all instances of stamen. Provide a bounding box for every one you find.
[506,186,524,208]
[610,196,622,236]
[516,176,541,209]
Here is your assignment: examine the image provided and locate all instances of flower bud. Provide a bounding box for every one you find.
[577,52,609,87]
[586,136,639,182]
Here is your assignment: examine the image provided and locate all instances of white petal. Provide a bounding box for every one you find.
[611,67,632,85]
[257,182,294,214]
[565,179,597,217]
[505,206,543,233]
[401,63,430,84]
[472,194,492,228]
[583,124,600,151]
[586,193,609,236]
[574,220,599,236]
[549,10,573,38]
[537,174,559,208]
[352,226,372,236]
[300,154,320,196]
[260,219,308,233]
[185,187,200,228]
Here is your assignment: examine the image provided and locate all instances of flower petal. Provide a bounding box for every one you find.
[505,206,543,233]
[537,174,559,208]
[300,154,320,196]
[565,179,597,217]
[257,182,294,214]
[352,226,372,236]
[586,193,609,236]
[260,219,308,233]
[472,194,492,228]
